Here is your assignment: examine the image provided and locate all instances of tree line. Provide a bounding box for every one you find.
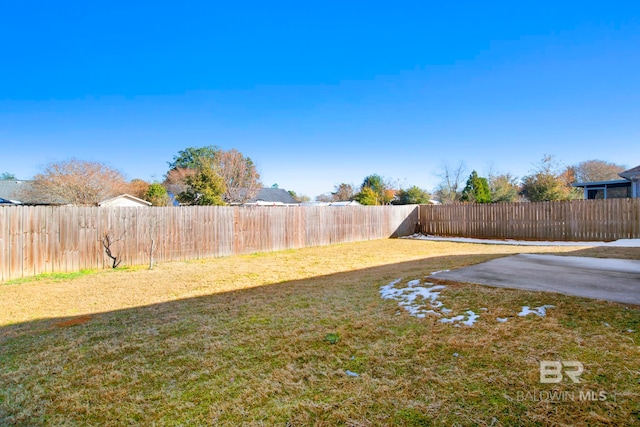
[1,150,628,206]
[435,156,627,204]
[316,156,627,205]
[3,146,261,206]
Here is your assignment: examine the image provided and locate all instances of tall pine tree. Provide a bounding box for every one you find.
[461,171,491,203]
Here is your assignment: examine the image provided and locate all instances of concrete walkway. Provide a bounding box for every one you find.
[404,234,640,247]
[433,254,640,305]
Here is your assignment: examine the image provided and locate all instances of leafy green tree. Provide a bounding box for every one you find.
[167,146,261,203]
[353,186,379,205]
[362,174,385,194]
[461,171,491,203]
[521,174,567,202]
[177,162,226,206]
[288,190,310,203]
[520,155,573,202]
[489,172,520,203]
[394,186,430,205]
[0,172,16,180]
[168,145,220,170]
[145,183,171,206]
[353,174,393,205]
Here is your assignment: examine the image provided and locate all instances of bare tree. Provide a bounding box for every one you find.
[164,167,196,196]
[316,193,333,203]
[331,183,355,201]
[24,159,128,205]
[216,149,262,204]
[572,160,626,183]
[145,216,164,270]
[434,162,467,204]
[101,231,126,268]
[127,179,150,199]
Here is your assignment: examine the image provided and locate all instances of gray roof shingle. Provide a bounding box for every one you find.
[619,165,640,179]
[0,180,32,201]
[247,188,298,204]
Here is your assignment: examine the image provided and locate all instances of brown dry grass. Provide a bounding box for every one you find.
[0,240,590,326]
[1,239,639,426]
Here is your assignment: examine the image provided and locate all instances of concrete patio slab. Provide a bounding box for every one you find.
[433,254,640,305]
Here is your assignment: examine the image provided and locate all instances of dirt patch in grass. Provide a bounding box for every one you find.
[54,315,93,328]
[1,239,638,426]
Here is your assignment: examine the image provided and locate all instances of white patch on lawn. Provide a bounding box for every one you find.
[439,314,464,323]
[381,279,559,327]
[518,305,555,317]
[380,278,478,325]
[379,278,446,319]
[440,310,479,326]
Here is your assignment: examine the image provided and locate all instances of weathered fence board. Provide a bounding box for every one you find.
[418,199,640,242]
[0,205,418,281]
[5,199,637,282]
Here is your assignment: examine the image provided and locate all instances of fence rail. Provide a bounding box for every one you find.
[0,205,418,281]
[418,199,640,241]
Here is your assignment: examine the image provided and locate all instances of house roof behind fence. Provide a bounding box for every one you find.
[0,180,70,205]
[246,188,298,204]
[572,179,630,187]
[0,180,31,201]
[619,165,640,180]
[99,194,152,207]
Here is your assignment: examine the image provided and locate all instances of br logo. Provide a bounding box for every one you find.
[539,361,584,383]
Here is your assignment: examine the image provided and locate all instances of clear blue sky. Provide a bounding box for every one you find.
[2,1,639,198]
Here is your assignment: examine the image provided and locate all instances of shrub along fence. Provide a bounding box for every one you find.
[0,205,418,281]
[418,199,640,242]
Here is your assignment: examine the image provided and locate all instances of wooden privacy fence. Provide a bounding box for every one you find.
[418,199,640,241]
[0,205,418,281]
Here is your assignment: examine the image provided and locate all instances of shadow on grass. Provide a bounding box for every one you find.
[0,253,511,340]
[2,245,638,343]
[1,246,639,425]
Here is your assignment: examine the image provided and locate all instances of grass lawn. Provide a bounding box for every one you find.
[1,239,639,426]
